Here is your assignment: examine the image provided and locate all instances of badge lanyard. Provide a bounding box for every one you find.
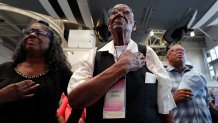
[103,46,127,119]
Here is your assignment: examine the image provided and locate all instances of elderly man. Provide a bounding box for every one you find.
[68,4,175,123]
[166,44,212,123]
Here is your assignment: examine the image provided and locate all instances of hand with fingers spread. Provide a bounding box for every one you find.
[173,88,193,103]
[118,51,146,73]
[0,80,39,104]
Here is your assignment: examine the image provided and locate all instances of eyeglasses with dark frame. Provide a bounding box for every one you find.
[23,29,51,38]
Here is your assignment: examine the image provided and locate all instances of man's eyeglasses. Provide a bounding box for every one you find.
[23,29,51,38]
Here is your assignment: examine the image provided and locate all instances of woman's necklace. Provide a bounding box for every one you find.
[15,63,49,79]
[15,67,49,79]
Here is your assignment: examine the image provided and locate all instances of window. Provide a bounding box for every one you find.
[207,57,211,63]
[210,49,217,60]
[209,66,214,70]
[215,46,218,57]
[206,52,212,62]
[210,70,215,76]
[206,45,218,78]
[209,65,215,79]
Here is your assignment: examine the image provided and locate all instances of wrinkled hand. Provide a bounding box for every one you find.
[118,51,146,73]
[173,89,193,103]
[0,80,39,103]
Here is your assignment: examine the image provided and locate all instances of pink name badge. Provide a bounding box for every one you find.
[103,79,126,119]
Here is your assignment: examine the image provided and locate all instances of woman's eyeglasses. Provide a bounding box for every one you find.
[23,29,51,38]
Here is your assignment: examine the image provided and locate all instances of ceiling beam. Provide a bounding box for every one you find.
[77,0,94,28]
[192,0,218,29]
[6,36,18,43]
[0,11,22,34]
[38,0,60,18]
[0,27,18,34]
[57,0,77,23]
[2,37,17,51]
[141,6,153,27]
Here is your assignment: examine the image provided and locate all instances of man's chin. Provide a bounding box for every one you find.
[113,26,125,32]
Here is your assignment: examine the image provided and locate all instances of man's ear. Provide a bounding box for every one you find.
[132,21,136,31]
[166,54,169,60]
[108,25,112,32]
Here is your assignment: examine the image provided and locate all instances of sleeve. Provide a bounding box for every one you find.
[199,73,213,102]
[67,48,97,94]
[146,46,176,114]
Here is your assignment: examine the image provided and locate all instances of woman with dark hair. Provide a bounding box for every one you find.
[0,20,72,123]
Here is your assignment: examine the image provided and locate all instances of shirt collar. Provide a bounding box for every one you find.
[166,65,191,73]
[98,39,138,55]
